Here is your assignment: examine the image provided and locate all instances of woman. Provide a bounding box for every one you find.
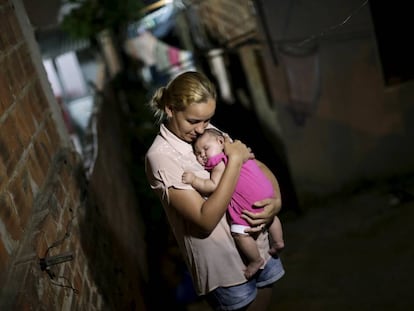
[145,71,285,310]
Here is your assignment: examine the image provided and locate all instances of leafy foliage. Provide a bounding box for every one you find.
[61,0,144,39]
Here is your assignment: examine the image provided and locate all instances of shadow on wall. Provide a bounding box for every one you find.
[118,70,204,309]
[207,51,302,215]
[78,80,148,310]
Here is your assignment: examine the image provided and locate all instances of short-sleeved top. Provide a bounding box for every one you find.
[145,123,272,295]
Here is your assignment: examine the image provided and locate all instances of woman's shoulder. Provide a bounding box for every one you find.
[146,139,176,167]
[146,132,179,157]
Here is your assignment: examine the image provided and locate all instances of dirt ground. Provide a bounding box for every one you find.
[187,176,414,310]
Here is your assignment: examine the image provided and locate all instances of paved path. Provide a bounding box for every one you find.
[272,179,414,310]
[188,177,414,310]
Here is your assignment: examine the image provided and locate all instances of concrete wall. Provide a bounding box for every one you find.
[255,0,414,204]
[189,0,414,208]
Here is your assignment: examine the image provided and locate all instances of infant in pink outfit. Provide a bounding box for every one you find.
[182,128,285,279]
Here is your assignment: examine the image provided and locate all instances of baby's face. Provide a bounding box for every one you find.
[194,134,223,165]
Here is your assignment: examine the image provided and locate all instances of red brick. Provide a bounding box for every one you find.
[19,90,37,135]
[0,191,23,240]
[0,239,11,288]
[45,117,61,152]
[34,135,53,176]
[0,27,6,51]
[39,121,58,160]
[33,229,49,259]
[22,85,41,122]
[73,268,83,295]
[1,114,24,176]
[15,267,42,309]
[59,155,72,183]
[3,55,18,100]
[53,179,66,208]
[7,10,23,44]
[0,10,10,51]
[9,170,33,228]
[4,10,19,48]
[15,45,27,79]
[36,214,58,255]
[0,155,7,191]
[90,287,98,306]
[0,62,13,110]
[27,148,46,188]
[0,26,7,52]
[10,295,33,311]
[0,133,11,168]
[13,100,31,148]
[34,80,48,111]
[8,50,24,94]
[0,57,13,103]
[19,44,36,79]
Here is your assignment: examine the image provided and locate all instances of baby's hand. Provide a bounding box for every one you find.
[182,171,195,184]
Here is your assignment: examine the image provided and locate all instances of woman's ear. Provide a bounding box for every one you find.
[165,105,173,119]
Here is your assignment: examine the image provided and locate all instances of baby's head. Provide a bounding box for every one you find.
[194,128,225,165]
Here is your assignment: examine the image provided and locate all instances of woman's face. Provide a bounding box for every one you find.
[166,98,216,143]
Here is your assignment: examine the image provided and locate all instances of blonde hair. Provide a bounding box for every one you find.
[148,71,217,124]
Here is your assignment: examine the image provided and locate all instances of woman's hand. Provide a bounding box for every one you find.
[223,136,255,164]
[242,197,281,233]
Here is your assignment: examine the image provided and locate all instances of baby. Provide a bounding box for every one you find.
[182,128,285,278]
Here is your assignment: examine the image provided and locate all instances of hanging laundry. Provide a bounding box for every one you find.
[124,31,157,66]
[124,31,195,84]
[207,49,234,104]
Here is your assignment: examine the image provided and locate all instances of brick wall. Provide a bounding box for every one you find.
[0,1,147,310]
[194,0,257,47]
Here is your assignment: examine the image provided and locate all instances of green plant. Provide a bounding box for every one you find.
[61,0,144,39]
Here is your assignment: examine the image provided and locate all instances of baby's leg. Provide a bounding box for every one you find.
[233,233,264,279]
[268,216,285,256]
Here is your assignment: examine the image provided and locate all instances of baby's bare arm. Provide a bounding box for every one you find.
[182,162,226,194]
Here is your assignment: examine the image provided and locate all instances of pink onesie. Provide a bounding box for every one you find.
[205,153,275,232]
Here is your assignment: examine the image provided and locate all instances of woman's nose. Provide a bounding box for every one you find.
[195,125,205,135]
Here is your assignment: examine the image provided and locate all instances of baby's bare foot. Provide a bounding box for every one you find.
[244,257,265,279]
[269,241,285,257]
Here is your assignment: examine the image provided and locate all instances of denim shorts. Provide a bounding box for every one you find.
[205,257,285,311]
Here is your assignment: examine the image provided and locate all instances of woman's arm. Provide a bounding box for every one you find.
[242,160,282,233]
[169,137,252,233]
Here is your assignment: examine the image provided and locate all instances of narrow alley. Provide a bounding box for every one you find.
[186,175,414,310]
